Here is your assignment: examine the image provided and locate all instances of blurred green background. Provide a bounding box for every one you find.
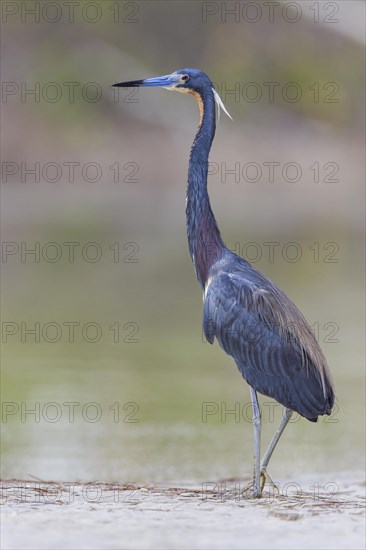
[1,1,365,484]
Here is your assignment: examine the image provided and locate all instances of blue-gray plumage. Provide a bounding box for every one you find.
[113,68,335,497]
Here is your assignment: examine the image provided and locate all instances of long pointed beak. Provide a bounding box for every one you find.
[112,74,178,88]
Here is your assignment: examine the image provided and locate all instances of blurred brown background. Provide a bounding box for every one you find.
[1,1,365,483]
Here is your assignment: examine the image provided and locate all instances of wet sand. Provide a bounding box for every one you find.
[1,475,365,550]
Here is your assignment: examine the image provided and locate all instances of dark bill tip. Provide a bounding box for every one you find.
[112,80,144,88]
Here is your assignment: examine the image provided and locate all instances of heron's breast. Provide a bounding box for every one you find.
[203,275,213,300]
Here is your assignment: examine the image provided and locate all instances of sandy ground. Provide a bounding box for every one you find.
[1,475,365,550]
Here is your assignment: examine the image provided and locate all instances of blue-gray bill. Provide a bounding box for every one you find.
[112,74,180,88]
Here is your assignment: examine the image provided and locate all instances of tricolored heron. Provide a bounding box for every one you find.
[113,68,335,497]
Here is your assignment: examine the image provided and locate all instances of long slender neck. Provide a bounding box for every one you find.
[186,89,225,288]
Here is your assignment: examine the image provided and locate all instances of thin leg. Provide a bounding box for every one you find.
[250,386,261,498]
[261,408,293,473]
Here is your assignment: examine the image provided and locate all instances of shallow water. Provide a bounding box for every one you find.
[1,182,365,484]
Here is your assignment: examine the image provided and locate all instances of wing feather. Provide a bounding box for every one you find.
[203,271,334,420]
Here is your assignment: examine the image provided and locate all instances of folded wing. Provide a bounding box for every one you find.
[203,270,334,421]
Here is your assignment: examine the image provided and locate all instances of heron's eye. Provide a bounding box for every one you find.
[182,75,189,82]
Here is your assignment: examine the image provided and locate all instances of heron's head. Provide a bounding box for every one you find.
[113,68,232,120]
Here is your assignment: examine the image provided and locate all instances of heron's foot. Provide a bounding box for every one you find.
[260,467,279,494]
[242,468,279,499]
[242,477,262,499]
[242,481,262,498]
